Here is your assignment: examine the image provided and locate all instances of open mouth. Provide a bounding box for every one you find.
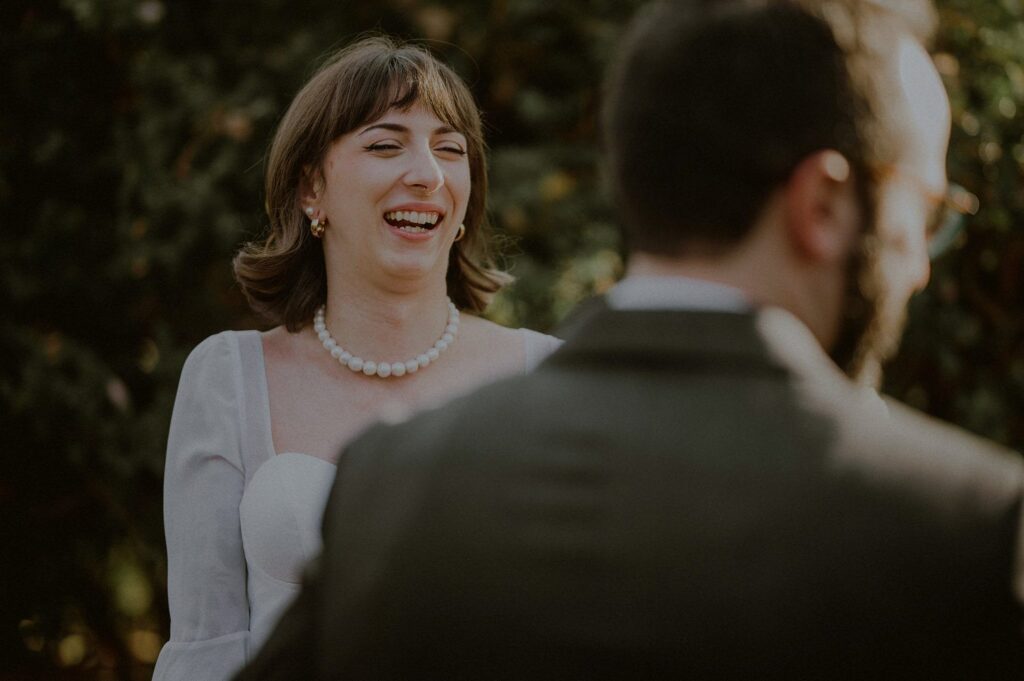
[383,210,443,234]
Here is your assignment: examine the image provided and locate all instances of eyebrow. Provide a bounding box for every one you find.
[358,123,463,137]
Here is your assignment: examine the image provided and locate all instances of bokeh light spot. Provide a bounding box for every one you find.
[57,634,86,667]
[128,630,162,663]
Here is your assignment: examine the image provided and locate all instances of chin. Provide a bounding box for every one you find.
[377,249,448,284]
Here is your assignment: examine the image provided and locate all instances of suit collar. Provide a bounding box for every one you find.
[550,297,848,386]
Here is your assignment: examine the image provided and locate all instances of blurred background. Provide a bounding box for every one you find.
[1,0,1022,678]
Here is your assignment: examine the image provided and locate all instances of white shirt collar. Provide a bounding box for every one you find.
[606,275,752,313]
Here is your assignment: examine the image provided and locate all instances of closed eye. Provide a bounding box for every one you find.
[436,145,466,156]
[365,143,401,152]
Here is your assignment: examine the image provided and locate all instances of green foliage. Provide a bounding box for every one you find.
[1,0,1022,677]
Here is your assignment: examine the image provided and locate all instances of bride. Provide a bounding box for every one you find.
[152,36,560,681]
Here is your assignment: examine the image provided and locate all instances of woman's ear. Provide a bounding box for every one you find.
[783,150,860,264]
[298,164,323,212]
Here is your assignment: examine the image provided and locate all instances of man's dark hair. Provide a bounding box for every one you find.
[602,0,936,256]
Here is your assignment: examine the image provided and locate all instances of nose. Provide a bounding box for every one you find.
[404,145,445,195]
[909,223,931,293]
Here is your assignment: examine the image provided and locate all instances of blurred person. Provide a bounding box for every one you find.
[152,36,560,681]
[235,2,1024,679]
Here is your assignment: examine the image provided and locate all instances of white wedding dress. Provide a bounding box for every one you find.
[152,328,561,681]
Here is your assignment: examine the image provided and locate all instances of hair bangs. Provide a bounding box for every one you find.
[324,50,475,146]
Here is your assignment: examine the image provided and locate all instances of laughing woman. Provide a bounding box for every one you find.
[152,37,560,681]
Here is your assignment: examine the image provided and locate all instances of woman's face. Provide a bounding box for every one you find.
[311,102,471,291]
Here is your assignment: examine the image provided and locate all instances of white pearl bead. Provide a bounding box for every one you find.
[312,297,458,378]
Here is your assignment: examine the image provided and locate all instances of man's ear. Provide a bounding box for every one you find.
[783,150,860,264]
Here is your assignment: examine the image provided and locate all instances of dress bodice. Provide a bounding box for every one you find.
[240,453,335,584]
[240,452,336,650]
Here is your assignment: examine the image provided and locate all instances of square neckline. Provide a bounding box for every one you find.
[236,326,557,470]
[236,329,336,468]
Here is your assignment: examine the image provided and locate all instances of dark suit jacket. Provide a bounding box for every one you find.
[236,305,1024,680]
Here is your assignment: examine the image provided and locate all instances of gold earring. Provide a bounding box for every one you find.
[454,223,466,242]
[310,216,326,238]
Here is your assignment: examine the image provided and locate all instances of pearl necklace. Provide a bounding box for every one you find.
[313,299,460,378]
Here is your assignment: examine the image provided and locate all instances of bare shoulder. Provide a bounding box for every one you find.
[459,314,526,348]
[261,325,290,358]
[448,314,528,379]
[260,325,316,369]
[455,314,561,375]
[461,314,559,340]
[458,314,561,353]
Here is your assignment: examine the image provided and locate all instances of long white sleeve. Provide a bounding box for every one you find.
[153,332,250,681]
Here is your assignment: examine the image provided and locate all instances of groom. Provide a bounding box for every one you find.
[237,0,1024,678]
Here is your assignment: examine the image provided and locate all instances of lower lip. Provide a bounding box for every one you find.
[385,219,440,242]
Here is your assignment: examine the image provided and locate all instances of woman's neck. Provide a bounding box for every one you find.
[318,275,453,364]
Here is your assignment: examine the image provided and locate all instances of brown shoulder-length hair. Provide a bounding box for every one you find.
[234,35,511,331]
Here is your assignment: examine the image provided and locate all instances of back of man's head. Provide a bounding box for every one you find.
[602,0,936,258]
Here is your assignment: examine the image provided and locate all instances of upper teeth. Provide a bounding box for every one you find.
[386,211,440,225]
